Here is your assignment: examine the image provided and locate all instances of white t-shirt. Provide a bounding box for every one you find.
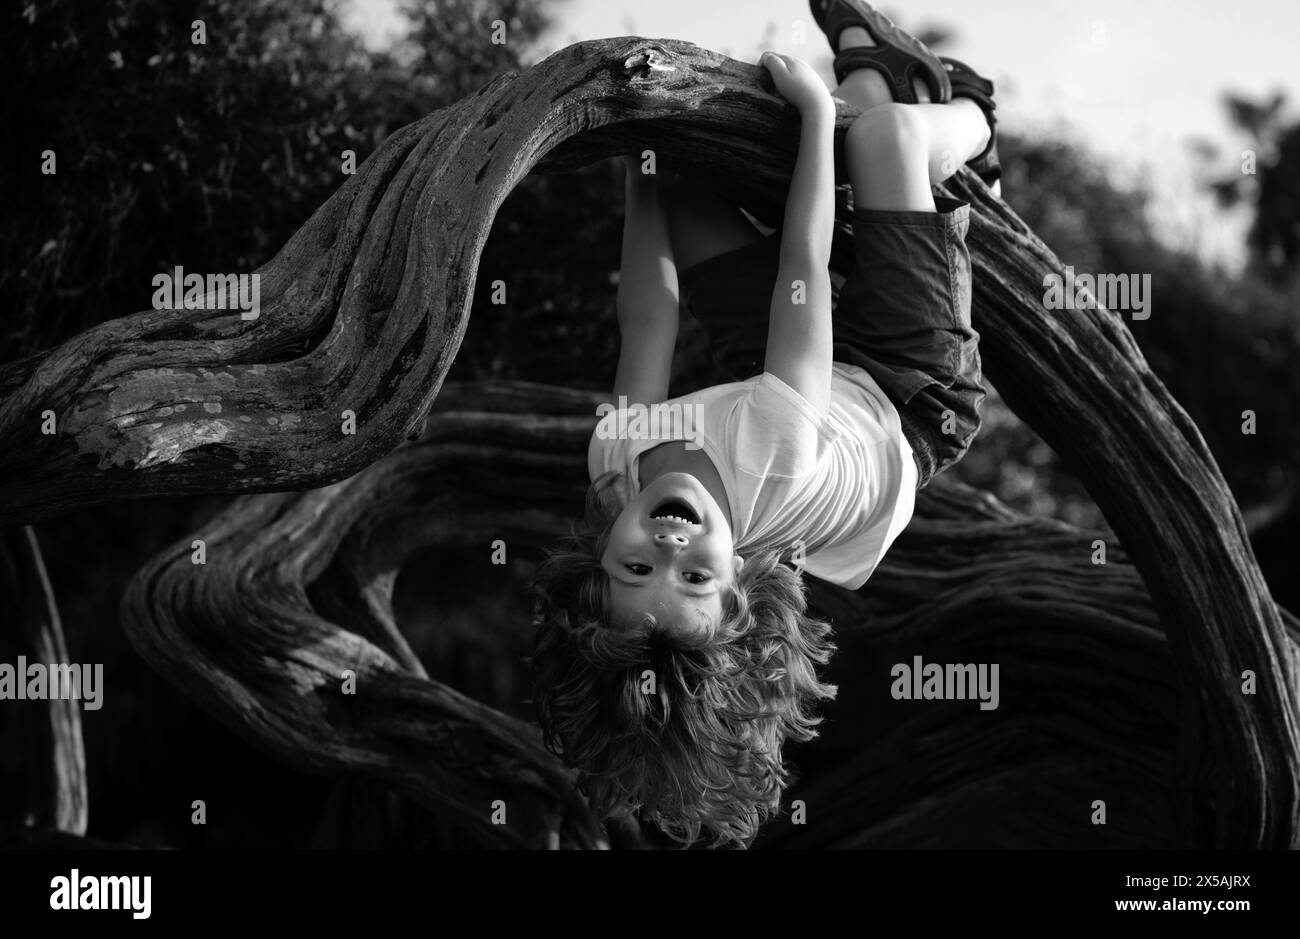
[587,363,917,589]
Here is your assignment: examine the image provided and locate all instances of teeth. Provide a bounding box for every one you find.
[652,514,694,524]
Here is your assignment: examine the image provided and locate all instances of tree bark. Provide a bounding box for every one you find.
[4,37,1296,846]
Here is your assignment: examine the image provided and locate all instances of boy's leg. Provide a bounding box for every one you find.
[832,47,989,486]
[832,25,931,109]
[832,25,991,197]
[661,175,764,271]
[662,175,782,382]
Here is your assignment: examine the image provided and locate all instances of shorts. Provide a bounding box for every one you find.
[677,196,985,488]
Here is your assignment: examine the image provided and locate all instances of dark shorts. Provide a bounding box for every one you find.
[677,196,985,488]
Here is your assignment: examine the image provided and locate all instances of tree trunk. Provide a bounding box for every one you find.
[3,37,1296,846]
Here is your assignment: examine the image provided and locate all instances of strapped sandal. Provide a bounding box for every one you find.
[941,56,1001,189]
[807,0,951,104]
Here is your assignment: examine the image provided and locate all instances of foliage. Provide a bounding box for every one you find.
[2,0,548,359]
[1195,89,1300,285]
[997,133,1299,519]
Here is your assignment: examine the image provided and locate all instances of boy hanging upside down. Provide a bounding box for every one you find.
[531,0,998,848]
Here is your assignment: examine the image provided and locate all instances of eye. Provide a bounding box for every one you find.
[626,564,651,575]
[683,572,710,585]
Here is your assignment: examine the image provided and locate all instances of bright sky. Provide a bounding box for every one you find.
[345,0,1299,269]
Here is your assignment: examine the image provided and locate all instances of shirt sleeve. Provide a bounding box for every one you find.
[730,372,839,480]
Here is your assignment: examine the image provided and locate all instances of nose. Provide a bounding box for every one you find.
[653,532,688,550]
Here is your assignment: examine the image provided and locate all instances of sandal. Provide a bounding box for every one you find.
[941,57,1001,189]
[807,0,951,103]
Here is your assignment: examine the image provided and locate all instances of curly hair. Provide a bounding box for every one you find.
[529,471,837,848]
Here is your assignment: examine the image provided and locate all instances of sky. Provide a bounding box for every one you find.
[344,0,1299,269]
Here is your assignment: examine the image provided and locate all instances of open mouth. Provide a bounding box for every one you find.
[650,499,700,525]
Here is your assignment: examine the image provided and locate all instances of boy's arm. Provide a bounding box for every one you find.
[761,54,836,415]
[611,155,679,407]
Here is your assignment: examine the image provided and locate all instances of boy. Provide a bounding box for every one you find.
[532,0,996,847]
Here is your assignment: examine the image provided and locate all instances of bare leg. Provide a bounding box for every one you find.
[903,102,991,185]
[831,26,990,189]
[845,106,937,212]
[659,175,764,272]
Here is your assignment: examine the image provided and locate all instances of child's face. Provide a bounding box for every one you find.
[600,472,744,637]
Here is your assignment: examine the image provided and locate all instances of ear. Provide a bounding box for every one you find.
[732,554,745,577]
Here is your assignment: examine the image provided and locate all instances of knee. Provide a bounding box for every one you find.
[846,103,930,161]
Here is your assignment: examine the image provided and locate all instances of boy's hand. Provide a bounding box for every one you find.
[761,52,833,117]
